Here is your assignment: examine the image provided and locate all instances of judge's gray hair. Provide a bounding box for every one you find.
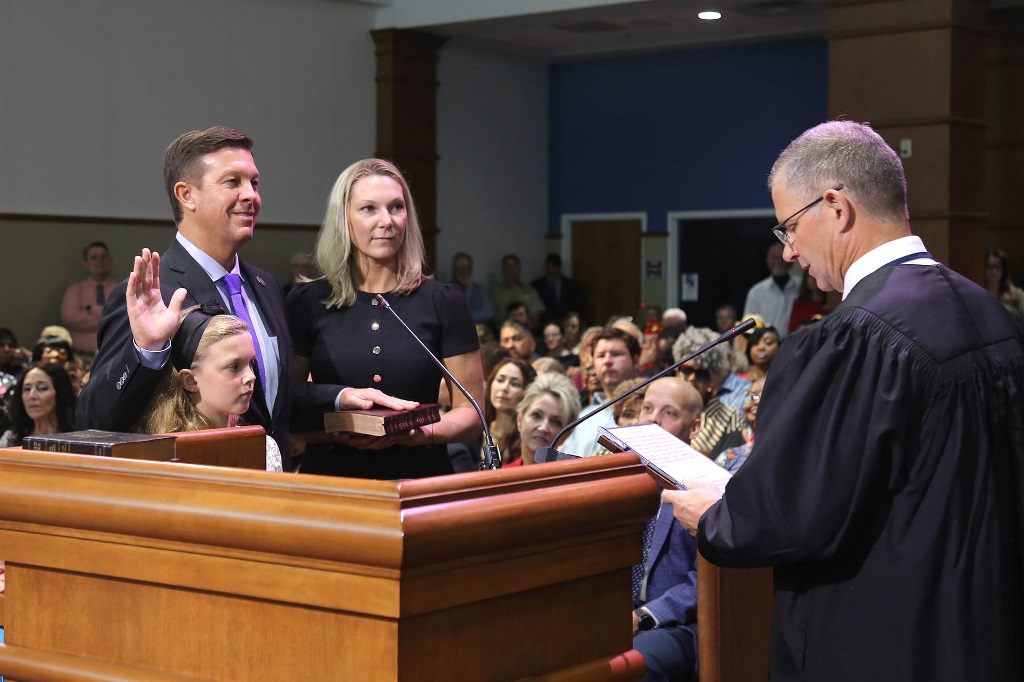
[672,326,730,379]
[768,121,908,224]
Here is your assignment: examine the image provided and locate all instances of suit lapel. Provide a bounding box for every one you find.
[161,239,222,309]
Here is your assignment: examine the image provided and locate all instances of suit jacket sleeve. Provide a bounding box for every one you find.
[75,280,166,431]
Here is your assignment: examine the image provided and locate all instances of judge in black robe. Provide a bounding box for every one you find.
[665,121,1024,682]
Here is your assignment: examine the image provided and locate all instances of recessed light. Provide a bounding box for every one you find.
[698,11,722,20]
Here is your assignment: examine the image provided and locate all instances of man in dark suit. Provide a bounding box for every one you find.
[631,377,704,682]
[77,127,293,467]
[530,253,590,326]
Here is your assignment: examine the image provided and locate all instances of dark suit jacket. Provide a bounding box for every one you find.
[642,501,699,634]
[76,238,293,468]
[531,274,590,325]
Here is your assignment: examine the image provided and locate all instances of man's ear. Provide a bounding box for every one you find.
[688,415,702,443]
[179,369,200,394]
[825,187,852,234]
[174,181,196,215]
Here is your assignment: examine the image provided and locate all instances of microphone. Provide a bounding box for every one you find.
[535,318,757,464]
[375,294,502,470]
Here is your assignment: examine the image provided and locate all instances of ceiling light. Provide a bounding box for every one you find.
[698,11,722,20]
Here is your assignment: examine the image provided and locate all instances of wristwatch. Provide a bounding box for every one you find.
[634,608,656,631]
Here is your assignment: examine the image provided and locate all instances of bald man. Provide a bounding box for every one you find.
[631,377,704,682]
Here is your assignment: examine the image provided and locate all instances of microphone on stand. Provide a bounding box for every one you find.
[535,318,757,464]
[375,294,502,470]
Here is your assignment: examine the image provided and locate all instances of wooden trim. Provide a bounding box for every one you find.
[0,212,318,231]
[0,644,199,682]
[862,116,987,129]
[829,21,989,41]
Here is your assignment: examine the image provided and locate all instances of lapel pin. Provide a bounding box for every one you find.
[256,276,266,287]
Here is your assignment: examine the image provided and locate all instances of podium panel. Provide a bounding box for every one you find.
[0,448,658,681]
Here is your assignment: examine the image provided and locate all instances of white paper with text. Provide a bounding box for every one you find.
[598,422,732,492]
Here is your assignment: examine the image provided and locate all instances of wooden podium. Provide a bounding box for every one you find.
[0,447,658,681]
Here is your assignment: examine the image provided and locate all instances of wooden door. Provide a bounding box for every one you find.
[569,218,642,328]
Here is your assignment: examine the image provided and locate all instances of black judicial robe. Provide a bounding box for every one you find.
[698,263,1024,682]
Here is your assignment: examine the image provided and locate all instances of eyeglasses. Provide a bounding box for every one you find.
[745,391,761,403]
[772,184,843,246]
[679,365,711,383]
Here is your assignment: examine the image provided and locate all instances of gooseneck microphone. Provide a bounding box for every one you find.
[536,318,758,463]
[375,294,501,470]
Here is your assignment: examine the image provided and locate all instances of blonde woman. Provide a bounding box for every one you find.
[286,159,483,479]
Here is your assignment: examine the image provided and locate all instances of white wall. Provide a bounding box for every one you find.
[435,43,550,287]
[0,0,377,224]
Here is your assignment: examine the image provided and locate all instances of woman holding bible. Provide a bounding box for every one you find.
[286,159,483,479]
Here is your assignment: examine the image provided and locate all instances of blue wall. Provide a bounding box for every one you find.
[549,39,828,233]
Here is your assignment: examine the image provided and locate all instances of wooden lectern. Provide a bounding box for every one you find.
[0,446,658,681]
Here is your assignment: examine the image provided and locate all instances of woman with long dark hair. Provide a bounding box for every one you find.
[0,362,76,447]
[984,248,1024,321]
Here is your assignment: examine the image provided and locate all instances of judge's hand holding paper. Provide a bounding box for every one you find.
[661,483,722,536]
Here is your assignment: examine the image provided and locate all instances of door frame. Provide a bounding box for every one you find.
[666,208,776,309]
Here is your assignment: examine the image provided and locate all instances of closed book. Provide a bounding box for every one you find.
[324,404,441,436]
[22,429,176,462]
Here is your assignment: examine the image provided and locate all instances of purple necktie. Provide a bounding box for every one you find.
[223,273,266,391]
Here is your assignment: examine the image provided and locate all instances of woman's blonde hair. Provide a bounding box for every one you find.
[136,311,251,434]
[315,158,426,308]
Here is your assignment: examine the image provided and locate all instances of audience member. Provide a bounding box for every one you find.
[286,158,483,480]
[562,312,584,352]
[451,251,495,326]
[672,327,745,458]
[661,308,687,330]
[32,335,74,365]
[984,248,1024,321]
[665,120,1024,681]
[531,253,590,326]
[612,378,647,426]
[743,242,801,338]
[479,341,510,379]
[712,304,737,333]
[574,324,605,399]
[499,319,538,361]
[531,356,564,375]
[560,327,640,457]
[282,252,318,296]
[639,326,682,377]
[490,254,545,331]
[505,301,531,326]
[0,328,28,377]
[61,241,116,354]
[542,321,580,370]
[133,304,282,470]
[485,357,537,464]
[0,363,77,447]
[475,323,496,346]
[714,376,764,472]
[39,325,74,347]
[32,334,88,396]
[788,272,829,333]
[77,126,294,465]
[742,325,780,382]
[632,377,704,682]
[506,372,581,466]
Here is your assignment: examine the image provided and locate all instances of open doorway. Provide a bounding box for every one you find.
[668,209,777,329]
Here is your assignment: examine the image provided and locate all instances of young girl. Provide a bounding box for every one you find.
[134,303,283,472]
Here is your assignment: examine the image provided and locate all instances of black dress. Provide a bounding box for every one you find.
[287,279,478,479]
